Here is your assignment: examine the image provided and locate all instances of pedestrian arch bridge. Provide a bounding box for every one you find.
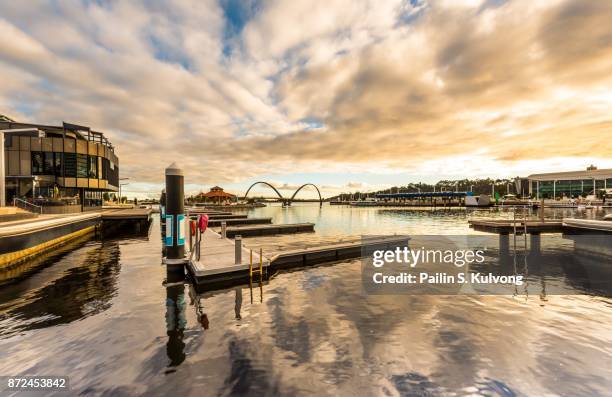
[242,182,322,206]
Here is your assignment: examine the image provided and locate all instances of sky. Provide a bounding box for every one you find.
[0,0,611,199]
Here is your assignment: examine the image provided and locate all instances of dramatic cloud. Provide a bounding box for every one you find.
[1,0,611,196]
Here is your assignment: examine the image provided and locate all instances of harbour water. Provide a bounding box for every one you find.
[0,204,611,396]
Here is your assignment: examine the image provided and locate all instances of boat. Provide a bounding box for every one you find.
[465,194,491,207]
[350,198,380,207]
[563,218,612,233]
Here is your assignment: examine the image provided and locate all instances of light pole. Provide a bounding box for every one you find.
[119,177,129,203]
[119,182,129,204]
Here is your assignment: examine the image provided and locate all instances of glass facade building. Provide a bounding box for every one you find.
[523,168,612,199]
[2,120,119,210]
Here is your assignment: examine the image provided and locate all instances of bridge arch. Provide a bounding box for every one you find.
[289,183,323,206]
[243,181,285,201]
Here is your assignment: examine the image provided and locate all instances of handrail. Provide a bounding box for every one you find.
[13,198,43,214]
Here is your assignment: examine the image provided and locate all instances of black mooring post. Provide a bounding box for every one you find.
[165,163,185,263]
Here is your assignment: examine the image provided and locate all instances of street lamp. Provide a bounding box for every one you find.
[118,177,129,203]
[119,182,129,203]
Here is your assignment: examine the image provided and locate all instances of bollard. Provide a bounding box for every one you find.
[165,163,185,263]
[235,235,242,264]
[221,221,227,239]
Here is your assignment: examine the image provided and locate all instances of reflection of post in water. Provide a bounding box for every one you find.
[248,249,264,304]
[526,233,550,302]
[235,287,242,320]
[165,270,187,368]
[511,215,529,298]
[528,233,548,303]
[188,283,209,330]
[499,234,510,258]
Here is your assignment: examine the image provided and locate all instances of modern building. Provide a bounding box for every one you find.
[1,118,119,211]
[517,166,612,199]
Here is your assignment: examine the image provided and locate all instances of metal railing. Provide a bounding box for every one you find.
[13,197,43,214]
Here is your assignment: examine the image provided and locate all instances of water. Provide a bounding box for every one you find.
[1,204,611,396]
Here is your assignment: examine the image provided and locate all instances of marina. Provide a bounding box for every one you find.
[1,2,611,394]
[2,202,611,396]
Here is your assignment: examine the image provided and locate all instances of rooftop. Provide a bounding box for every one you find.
[527,167,612,181]
[0,120,115,151]
[197,186,236,198]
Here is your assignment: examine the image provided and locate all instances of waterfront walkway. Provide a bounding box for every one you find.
[0,212,101,237]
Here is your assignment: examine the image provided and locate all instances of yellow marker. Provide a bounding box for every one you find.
[259,247,263,283]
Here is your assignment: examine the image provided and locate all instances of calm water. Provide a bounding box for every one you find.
[1,204,611,396]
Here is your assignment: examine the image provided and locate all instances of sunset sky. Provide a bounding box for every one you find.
[1,0,611,198]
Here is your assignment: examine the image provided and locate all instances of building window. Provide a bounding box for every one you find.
[76,154,88,178]
[43,152,54,175]
[32,152,44,175]
[84,189,102,207]
[101,158,109,180]
[88,156,98,178]
[64,153,77,177]
[54,153,63,176]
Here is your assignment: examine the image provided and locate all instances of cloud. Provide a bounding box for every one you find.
[0,0,611,192]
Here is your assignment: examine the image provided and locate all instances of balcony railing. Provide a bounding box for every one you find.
[13,198,43,214]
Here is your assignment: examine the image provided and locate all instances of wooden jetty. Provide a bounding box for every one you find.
[270,235,410,269]
[468,219,563,234]
[208,217,272,227]
[188,230,408,289]
[188,229,269,288]
[469,218,612,235]
[205,214,248,220]
[186,208,233,215]
[224,223,314,238]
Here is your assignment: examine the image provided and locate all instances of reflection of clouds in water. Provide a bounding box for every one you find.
[201,258,612,396]
[0,241,122,338]
[1,216,611,396]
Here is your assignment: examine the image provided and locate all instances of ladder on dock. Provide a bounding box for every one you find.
[512,206,529,296]
[249,248,266,283]
[249,248,266,303]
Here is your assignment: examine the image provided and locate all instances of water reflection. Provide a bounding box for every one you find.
[234,287,242,320]
[188,283,208,329]
[0,240,121,338]
[165,283,187,369]
[0,211,610,396]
